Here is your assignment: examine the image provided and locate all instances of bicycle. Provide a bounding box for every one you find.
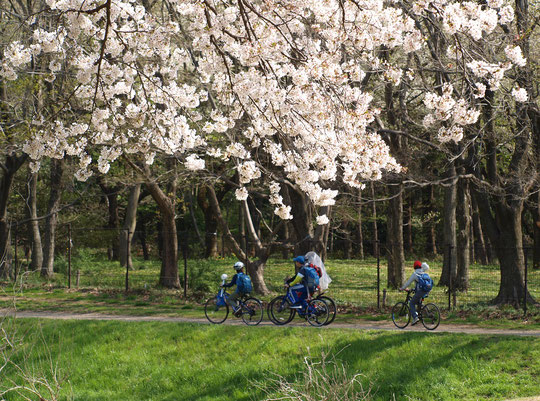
[267,284,330,327]
[204,274,263,326]
[391,289,440,330]
[316,293,337,325]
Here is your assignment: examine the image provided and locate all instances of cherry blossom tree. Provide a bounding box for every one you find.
[2,0,535,299]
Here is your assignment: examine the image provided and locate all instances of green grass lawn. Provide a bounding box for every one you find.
[1,318,539,401]
[1,250,539,328]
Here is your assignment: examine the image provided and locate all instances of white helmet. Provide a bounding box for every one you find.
[234,261,244,271]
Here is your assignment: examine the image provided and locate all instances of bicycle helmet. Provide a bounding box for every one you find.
[234,261,244,271]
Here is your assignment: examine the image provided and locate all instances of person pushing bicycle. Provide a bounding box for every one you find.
[222,261,252,316]
[399,261,433,325]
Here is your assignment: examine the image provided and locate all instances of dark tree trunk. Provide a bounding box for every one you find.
[343,221,352,259]
[283,184,314,255]
[530,88,540,270]
[470,49,535,305]
[386,182,404,289]
[187,188,204,249]
[534,192,540,270]
[422,185,438,256]
[439,162,457,287]
[404,191,413,254]
[355,189,364,259]
[98,179,120,260]
[26,172,43,272]
[371,182,379,257]
[239,201,247,255]
[281,222,289,259]
[456,176,471,290]
[146,182,179,288]
[42,159,64,277]
[471,196,488,265]
[120,184,141,268]
[138,217,150,260]
[206,186,270,294]
[198,186,226,258]
[475,197,533,305]
[315,206,331,260]
[0,154,27,278]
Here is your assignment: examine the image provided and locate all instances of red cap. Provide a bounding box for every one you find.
[413,260,422,269]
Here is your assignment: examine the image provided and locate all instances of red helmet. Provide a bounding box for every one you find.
[413,260,422,269]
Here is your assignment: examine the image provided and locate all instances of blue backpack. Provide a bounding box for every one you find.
[417,273,433,292]
[303,267,320,290]
[236,273,252,293]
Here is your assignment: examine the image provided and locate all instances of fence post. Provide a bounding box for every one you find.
[125,229,130,292]
[524,247,528,316]
[14,225,18,282]
[448,244,452,311]
[183,232,188,298]
[376,240,380,310]
[68,224,72,289]
[76,270,80,288]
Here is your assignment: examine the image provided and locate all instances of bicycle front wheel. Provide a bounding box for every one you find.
[204,297,229,324]
[269,296,295,325]
[421,303,440,330]
[306,299,329,327]
[241,298,264,326]
[392,302,410,329]
[317,295,337,325]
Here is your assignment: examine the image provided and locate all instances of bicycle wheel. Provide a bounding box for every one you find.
[241,298,264,326]
[420,303,440,330]
[317,295,337,325]
[204,297,229,324]
[269,296,295,325]
[306,299,329,327]
[391,302,410,329]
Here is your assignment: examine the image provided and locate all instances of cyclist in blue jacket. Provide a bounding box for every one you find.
[222,261,251,316]
[285,255,320,312]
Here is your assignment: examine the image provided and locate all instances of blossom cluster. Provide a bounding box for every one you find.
[1,0,522,224]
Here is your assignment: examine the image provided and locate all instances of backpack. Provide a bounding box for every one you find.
[303,267,320,290]
[308,263,322,278]
[417,273,433,292]
[236,272,252,293]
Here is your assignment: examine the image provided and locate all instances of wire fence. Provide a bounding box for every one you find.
[1,223,539,316]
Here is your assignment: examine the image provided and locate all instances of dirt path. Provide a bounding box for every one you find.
[2,309,539,336]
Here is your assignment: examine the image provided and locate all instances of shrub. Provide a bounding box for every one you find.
[255,347,372,401]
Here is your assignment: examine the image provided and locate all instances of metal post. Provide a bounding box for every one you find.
[376,240,380,310]
[68,224,72,289]
[76,270,80,288]
[125,229,130,292]
[14,225,18,282]
[448,245,453,311]
[183,232,188,298]
[524,247,528,316]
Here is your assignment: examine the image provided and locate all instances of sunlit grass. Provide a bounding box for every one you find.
[1,318,539,401]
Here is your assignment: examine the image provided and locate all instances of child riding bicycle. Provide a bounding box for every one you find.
[285,255,320,313]
[222,261,252,316]
[399,261,433,325]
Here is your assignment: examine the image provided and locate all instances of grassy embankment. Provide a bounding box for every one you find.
[1,318,539,401]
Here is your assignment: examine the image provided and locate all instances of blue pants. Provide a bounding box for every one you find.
[410,289,428,320]
[289,284,308,310]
